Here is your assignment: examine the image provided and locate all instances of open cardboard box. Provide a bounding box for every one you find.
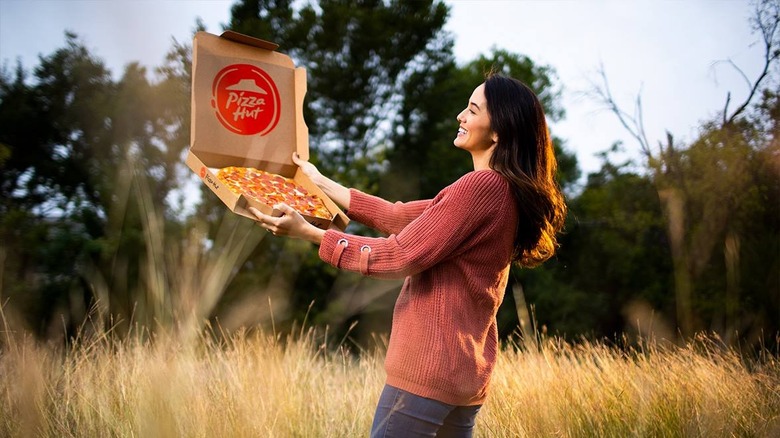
[186,30,349,231]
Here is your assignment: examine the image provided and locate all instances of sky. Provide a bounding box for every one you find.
[0,0,766,178]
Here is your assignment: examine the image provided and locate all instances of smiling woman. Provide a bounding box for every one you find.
[250,71,567,437]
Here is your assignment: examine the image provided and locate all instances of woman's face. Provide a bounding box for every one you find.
[454,83,497,153]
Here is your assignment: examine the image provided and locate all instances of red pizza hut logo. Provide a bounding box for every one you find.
[211,64,281,136]
[199,166,207,178]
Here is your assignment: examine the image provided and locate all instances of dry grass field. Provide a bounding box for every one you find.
[2,204,778,436]
[1,323,778,438]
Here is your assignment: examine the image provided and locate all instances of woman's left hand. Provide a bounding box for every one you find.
[249,204,326,244]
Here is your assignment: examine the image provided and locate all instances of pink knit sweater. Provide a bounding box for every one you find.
[318,170,518,406]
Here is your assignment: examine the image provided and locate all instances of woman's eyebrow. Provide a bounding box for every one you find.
[470,101,481,111]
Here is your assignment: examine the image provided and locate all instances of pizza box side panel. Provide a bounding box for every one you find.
[292,168,350,231]
[185,150,242,210]
[234,197,272,222]
[219,31,279,52]
[293,66,310,162]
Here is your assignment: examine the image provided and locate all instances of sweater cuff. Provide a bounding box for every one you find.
[318,229,346,267]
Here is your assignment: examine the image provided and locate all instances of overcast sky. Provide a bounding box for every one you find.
[0,0,766,178]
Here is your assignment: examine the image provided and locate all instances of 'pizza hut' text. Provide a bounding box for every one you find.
[226,91,265,121]
[204,172,220,190]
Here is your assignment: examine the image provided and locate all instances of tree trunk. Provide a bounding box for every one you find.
[658,187,694,339]
[724,232,741,344]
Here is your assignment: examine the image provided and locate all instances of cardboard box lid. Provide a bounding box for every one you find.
[191,30,310,170]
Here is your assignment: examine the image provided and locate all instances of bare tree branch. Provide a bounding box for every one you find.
[636,91,649,150]
[588,63,653,159]
[711,58,757,93]
[724,0,780,125]
[588,1,779,158]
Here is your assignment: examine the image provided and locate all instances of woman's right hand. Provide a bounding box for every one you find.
[292,152,324,186]
[292,152,351,210]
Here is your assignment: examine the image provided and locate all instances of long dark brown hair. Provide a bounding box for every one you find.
[483,73,567,267]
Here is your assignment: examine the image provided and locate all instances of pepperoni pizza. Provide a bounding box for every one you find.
[216,166,332,220]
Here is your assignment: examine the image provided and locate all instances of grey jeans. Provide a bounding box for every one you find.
[370,384,482,438]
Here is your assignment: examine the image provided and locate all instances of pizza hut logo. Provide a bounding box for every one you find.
[211,64,281,136]
[199,166,207,178]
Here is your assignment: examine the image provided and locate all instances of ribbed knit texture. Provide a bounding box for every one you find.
[318,170,518,406]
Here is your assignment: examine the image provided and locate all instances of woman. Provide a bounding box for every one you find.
[250,73,567,437]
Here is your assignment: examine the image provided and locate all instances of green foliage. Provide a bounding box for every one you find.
[0,31,195,338]
[511,145,672,338]
[228,0,451,191]
[384,48,577,201]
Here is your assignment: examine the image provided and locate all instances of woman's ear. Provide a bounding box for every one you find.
[492,132,499,144]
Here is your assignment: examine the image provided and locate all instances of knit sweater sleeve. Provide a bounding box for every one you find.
[346,189,431,235]
[319,171,507,278]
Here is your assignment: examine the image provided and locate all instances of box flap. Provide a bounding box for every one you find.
[220,30,279,51]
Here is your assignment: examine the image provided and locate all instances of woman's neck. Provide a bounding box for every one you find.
[471,148,494,171]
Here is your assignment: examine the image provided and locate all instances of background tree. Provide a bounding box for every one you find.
[525,144,673,339]
[227,0,450,190]
[0,33,117,336]
[591,0,780,344]
[383,48,576,201]
[0,31,197,339]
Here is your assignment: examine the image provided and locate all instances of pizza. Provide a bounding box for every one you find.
[216,166,332,220]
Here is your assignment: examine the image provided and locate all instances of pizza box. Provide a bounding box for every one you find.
[186,30,349,231]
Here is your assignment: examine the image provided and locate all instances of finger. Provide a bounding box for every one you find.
[248,207,267,223]
[273,203,295,216]
[249,207,271,223]
[249,207,276,233]
[292,152,305,165]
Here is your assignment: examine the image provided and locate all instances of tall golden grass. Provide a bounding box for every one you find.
[0,322,383,437]
[1,322,778,437]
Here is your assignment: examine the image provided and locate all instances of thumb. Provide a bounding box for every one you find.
[292,152,306,166]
